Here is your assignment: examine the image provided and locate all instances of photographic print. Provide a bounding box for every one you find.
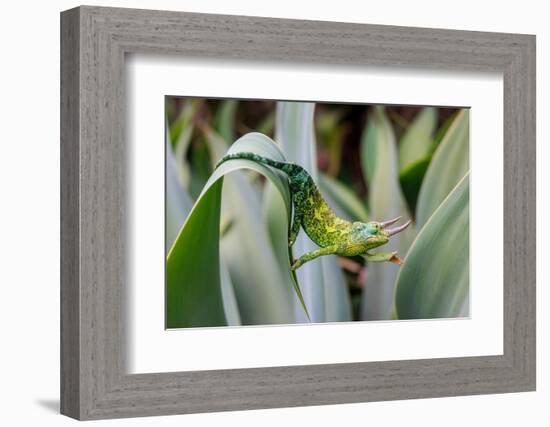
[165,98,469,329]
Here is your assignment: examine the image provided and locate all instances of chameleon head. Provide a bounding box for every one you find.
[353,216,411,250]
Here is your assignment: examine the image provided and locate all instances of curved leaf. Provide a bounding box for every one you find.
[166,125,193,251]
[205,128,309,322]
[166,179,226,328]
[433,110,459,149]
[219,258,242,326]
[416,109,469,228]
[271,102,351,323]
[169,99,197,150]
[399,155,431,215]
[167,133,306,328]
[395,173,469,319]
[398,107,437,171]
[169,100,201,189]
[360,107,415,320]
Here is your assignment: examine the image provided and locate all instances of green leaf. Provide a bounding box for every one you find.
[168,100,202,190]
[169,99,197,149]
[166,179,226,328]
[321,256,352,322]
[166,125,193,251]
[262,184,310,321]
[416,109,469,229]
[187,140,212,200]
[432,110,459,149]
[399,155,431,215]
[173,120,195,189]
[360,107,415,320]
[219,256,242,326]
[214,99,239,142]
[396,107,440,215]
[395,173,469,319]
[398,107,437,171]
[202,128,308,321]
[208,131,308,323]
[167,133,306,328]
[272,101,351,323]
[275,101,317,178]
[318,173,369,222]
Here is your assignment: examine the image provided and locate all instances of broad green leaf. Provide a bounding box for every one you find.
[398,107,437,171]
[167,133,307,328]
[187,140,212,200]
[276,101,317,178]
[272,101,351,323]
[166,179,226,328]
[399,155,431,215]
[167,114,240,326]
[433,110,459,149]
[416,109,469,228]
[318,173,369,222]
[395,173,470,319]
[208,131,308,323]
[360,107,415,320]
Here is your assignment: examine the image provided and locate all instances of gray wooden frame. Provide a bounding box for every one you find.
[60,5,536,420]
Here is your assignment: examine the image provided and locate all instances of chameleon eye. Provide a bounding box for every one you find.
[366,222,380,234]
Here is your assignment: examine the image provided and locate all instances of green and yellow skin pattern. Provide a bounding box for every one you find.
[216,152,411,270]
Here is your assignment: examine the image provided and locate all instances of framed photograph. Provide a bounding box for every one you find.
[60,6,536,420]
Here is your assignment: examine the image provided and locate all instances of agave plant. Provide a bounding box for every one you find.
[165,98,469,328]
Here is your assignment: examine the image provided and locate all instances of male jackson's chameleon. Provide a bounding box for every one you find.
[216,152,411,271]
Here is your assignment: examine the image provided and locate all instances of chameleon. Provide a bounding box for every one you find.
[216,152,411,270]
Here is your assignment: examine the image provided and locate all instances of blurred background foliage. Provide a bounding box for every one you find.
[166,97,469,327]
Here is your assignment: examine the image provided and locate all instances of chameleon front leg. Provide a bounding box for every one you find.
[291,244,339,270]
[364,251,402,265]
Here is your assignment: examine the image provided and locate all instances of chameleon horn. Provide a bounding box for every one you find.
[380,216,402,229]
[386,220,412,236]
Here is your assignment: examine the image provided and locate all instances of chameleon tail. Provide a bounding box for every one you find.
[215,152,295,175]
